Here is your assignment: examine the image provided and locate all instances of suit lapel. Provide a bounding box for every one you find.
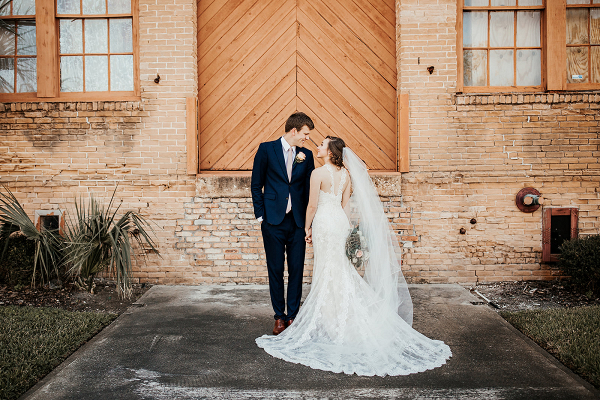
[272,140,288,180]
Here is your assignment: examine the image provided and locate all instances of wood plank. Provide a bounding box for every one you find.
[223,95,298,169]
[297,37,396,151]
[198,0,230,31]
[198,0,271,62]
[206,83,297,169]
[299,0,395,85]
[298,25,395,127]
[197,0,218,19]
[298,7,395,114]
[298,87,388,169]
[200,25,296,137]
[201,56,296,165]
[199,4,295,109]
[337,0,395,49]
[361,0,395,26]
[567,46,589,83]
[199,0,287,76]
[198,0,257,50]
[297,64,394,168]
[35,0,58,97]
[591,46,600,83]
[398,93,409,173]
[186,97,198,175]
[546,0,567,90]
[316,0,395,70]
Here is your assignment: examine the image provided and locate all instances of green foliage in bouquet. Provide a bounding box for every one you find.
[345,225,369,269]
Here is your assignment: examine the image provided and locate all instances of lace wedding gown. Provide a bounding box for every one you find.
[256,165,451,376]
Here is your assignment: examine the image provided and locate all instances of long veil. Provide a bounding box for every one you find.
[343,148,413,325]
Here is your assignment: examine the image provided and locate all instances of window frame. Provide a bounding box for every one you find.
[458,1,546,93]
[0,0,139,102]
[565,2,600,90]
[542,207,578,263]
[458,0,600,92]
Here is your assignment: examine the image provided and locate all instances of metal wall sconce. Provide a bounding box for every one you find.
[516,188,543,213]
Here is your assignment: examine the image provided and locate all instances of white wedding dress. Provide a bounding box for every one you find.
[256,164,451,376]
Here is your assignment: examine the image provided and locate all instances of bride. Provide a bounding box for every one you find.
[256,136,451,376]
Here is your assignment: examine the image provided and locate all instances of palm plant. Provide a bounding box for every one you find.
[0,186,63,286]
[63,189,159,298]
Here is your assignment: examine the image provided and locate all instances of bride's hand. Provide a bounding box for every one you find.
[305,227,312,244]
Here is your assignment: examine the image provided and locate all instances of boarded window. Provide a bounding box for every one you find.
[566,3,600,86]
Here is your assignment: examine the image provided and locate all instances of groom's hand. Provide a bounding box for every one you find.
[305,227,312,244]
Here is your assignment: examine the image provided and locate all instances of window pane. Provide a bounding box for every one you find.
[491,0,516,5]
[490,49,513,85]
[0,23,15,55]
[518,0,543,5]
[0,58,14,92]
[108,0,131,14]
[12,0,35,15]
[463,50,487,86]
[16,21,36,55]
[567,46,589,83]
[517,11,540,47]
[517,49,541,85]
[465,0,489,5]
[490,12,514,47]
[85,19,108,53]
[60,19,83,54]
[83,0,106,14]
[567,0,590,3]
[463,12,488,47]
[592,46,600,82]
[591,9,600,44]
[566,8,589,45]
[16,57,36,92]
[110,19,133,53]
[110,54,133,90]
[60,55,83,91]
[57,0,81,14]
[85,55,108,91]
[0,3,9,16]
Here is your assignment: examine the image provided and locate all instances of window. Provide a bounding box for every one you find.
[0,0,36,94]
[461,0,544,91]
[458,0,600,91]
[542,207,578,263]
[34,210,64,234]
[0,0,138,101]
[566,1,600,88]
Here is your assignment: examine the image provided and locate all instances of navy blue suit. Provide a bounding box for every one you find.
[251,139,315,321]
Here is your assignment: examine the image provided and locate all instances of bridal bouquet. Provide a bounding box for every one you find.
[345,225,369,268]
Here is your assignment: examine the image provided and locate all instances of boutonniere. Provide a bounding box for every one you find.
[294,152,306,165]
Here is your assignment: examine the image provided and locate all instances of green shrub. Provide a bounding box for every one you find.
[0,233,36,286]
[557,234,600,295]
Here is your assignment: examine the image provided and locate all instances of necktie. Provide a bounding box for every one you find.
[286,147,293,213]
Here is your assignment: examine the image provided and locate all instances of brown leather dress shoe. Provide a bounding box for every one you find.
[286,319,294,327]
[273,319,286,335]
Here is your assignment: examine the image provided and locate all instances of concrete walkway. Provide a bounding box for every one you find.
[22,284,599,400]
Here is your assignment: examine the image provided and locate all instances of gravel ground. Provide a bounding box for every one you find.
[472,280,600,312]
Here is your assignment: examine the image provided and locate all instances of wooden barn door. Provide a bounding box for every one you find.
[197,0,396,171]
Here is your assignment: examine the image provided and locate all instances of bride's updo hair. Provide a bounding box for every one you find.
[326,136,346,168]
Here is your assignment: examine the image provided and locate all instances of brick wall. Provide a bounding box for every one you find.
[397,0,600,283]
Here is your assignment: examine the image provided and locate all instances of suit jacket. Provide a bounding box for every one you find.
[251,139,315,227]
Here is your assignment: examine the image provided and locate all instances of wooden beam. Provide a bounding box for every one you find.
[546,0,567,91]
[398,93,409,173]
[186,97,198,175]
[35,0,58,97]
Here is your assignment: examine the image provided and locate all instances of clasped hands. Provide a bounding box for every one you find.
[305,227,312,244]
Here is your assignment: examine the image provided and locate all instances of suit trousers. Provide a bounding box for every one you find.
[261,212,306,321]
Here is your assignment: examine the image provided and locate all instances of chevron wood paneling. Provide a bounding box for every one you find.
[198,0,396,171]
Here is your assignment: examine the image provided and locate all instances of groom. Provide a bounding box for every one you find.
[251,112,315,335]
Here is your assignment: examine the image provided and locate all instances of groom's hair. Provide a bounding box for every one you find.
[285,112,314,133]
